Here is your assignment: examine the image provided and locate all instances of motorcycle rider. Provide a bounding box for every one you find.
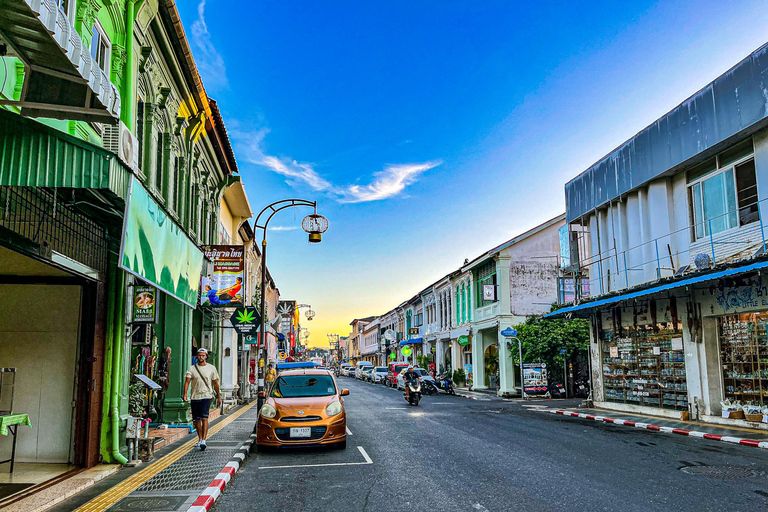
[403,365,421,400]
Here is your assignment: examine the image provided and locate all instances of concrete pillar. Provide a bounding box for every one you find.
[498,325,517,396]
[472,330,486,390]
[589,316,603,403]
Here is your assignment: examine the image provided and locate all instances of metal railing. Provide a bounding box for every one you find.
[562,197,768,303]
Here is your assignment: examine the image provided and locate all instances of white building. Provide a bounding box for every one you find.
[551,42,768,427]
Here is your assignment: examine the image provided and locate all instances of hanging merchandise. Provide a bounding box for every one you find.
[718,312,768,407]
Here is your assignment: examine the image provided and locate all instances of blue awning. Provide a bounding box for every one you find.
[399,338,423,346]
[545,259,768,319]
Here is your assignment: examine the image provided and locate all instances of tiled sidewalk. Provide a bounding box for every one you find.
[52,402,259,512]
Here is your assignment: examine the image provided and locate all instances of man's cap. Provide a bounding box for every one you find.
[197,348,208,355]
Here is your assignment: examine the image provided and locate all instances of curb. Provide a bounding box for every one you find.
[548,409,768,450]
[186,433,258,512]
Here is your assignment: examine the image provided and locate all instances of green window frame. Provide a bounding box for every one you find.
[456,287,460,326]
[475,260,497,308]
[461,283,466,324]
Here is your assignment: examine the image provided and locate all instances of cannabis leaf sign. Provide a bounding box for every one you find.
[229,307,261,335]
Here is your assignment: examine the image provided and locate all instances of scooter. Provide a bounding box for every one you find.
[421,380,438,395]
[404,381,422,406]
[435,373,456,395]
[549,383,566,398]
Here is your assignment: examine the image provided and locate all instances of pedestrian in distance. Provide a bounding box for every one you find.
[265,362,277,388]
[182,348,222,451]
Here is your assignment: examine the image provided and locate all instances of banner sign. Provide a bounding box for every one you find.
[200,245,245,307]
[457,335,470,346]
[132,285,157,323]
[229,306,261,336]
[523,362,549,395]
[119,177,204,308]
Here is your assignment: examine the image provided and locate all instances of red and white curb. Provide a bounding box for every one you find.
[548,409,768,450]
[187,433,257,512]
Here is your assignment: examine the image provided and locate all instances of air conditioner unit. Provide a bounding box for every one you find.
[102,121,139,172]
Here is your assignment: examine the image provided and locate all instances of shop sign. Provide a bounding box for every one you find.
[132,285,157,323]
[200,245,245,307]
[408,327,419,335]
[229,306,261,336]
[457,335,470,346]
[522,362,549,395]
[483,284,495,301]
[119,177,204,308]
[464,364,473,383]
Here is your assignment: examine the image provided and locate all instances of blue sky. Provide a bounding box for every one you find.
[179,0,768,347]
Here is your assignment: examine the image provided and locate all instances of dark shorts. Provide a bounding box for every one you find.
[190,398,212,420]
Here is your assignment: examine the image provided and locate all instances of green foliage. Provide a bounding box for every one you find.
[416,354,431,369]
[129,382,144,416]
[510,314,590,385]
[485,351,499,375]
[452,368,466,386]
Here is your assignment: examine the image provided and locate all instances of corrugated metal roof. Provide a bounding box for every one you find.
[545,259,768,318]
[0,109,130,199]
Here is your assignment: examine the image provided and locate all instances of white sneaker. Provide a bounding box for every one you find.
[200,440,207,452]
[194,442,201,449]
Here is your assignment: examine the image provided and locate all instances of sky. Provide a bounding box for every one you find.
[178,0,768,348]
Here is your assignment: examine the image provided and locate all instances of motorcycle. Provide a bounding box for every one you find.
[549,383,566,398]
[404,380,422,406]
[575,378,590,398]
[435,373,456,395]
[421,380,438,395]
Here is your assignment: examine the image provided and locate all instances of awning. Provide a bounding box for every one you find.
[0,0,121,122]
[399,338,422,346]
[545,259,768,319]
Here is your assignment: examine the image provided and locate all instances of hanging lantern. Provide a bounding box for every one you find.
[305,309,315,321]
[302,213,329,243]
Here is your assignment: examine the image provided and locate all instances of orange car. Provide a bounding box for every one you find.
[256,369,349,451]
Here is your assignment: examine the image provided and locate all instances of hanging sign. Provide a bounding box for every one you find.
[132,285,157,323]
[457,335,470,346]
[200,245,245,307]
[523,362,549,396]
[229,306,261,336]
[389,352,397,360]
[483,284,495,301]
[401,345,413,357]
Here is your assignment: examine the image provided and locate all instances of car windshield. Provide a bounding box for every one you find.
[375,367,387,372]
[270,374,337,398]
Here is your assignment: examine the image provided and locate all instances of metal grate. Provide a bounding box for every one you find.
[0,186,108,276]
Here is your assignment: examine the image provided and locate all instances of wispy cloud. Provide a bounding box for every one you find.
[269,226,299,231]
[191,0,227,91]
[232,126,439,203]
[337,161,442,203]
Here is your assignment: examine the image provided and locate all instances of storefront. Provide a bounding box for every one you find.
[718,312,768,406]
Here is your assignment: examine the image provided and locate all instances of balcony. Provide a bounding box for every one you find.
[0,0,120,122]
[560,199,768,304]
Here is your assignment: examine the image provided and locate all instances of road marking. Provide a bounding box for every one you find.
[358,445,373,464]
[473,503,489,511]
[346,426,353,435]
[258,446,373,470]
[385,407,408,410]
[432,402,452,405]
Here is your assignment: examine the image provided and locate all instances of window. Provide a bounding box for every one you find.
[220,222,231,243]
[90,21,111,73]
[476,260,497,307]
[57,0,73,18]
[136,98,145,173]
[154,133,164,193]
[689,142,756,240]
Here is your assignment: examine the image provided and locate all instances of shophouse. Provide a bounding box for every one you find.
[348,317,374,364]
[549,42,768,427]
[463,215,565,395]
[434,274,456,374]
[379,309,398,363]
[450,269,474,381]
[360,318,381,364]
[0,0,241,473]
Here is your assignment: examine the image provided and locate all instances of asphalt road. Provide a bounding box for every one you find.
[215,377,768,512]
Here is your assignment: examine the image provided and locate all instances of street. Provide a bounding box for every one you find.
[216,378,768,512]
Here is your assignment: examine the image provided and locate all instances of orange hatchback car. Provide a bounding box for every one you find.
[256,369,349,451]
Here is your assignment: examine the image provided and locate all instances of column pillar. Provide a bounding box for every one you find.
[162,296,192,423]
[498,325,517,396]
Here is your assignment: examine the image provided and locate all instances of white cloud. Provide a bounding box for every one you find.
[191,0,228,91]
[232,125,439,203]
[337,161,442,203]
[269,226,299,231]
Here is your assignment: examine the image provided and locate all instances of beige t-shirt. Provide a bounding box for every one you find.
[185,364,220,400]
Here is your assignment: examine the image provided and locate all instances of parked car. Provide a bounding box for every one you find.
[361,366,375,382]
[396,367,435,390]
[386,363,409,387]
[371,366,388,384]
[355,361,373,379]
[340,363,352,377]
[256,368,348,451]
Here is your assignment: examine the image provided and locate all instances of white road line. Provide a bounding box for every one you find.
[385,407,408,410]
[346,426,353,435]
[431,402,452,405]
[358,445,373,464]
[473,503,489,511]
[258,445,374,470]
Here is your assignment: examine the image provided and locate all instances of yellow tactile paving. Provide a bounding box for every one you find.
[74,402,257,512]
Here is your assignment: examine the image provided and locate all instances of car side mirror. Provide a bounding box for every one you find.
[258,391,265,398]
[340,389,350,396]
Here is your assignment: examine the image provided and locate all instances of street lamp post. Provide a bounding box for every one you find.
[253,200,327,414]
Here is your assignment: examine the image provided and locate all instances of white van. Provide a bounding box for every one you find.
[340,363,353,377]
[354,361,373,379]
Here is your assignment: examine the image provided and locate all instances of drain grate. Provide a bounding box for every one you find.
[679,465,759,479]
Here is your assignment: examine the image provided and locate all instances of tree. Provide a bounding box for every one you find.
[510,313,590,387]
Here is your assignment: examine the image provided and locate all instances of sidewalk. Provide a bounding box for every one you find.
[544,405,768,450]
[37,401,258,512]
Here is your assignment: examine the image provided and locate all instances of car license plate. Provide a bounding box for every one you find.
[290,427,311,438]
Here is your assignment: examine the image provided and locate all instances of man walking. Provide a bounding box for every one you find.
[183,348,221,451]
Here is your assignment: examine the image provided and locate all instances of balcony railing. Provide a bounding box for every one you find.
[562,198,768,303]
